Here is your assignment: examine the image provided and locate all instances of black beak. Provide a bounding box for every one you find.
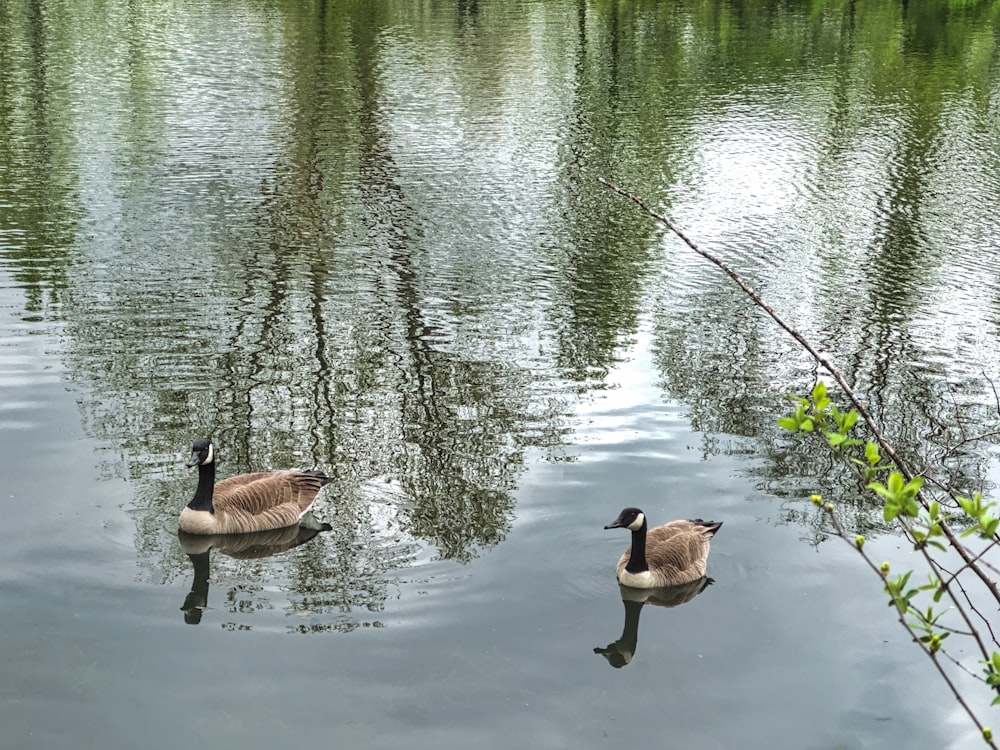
[186,451,201,468]
[604,519,625,530]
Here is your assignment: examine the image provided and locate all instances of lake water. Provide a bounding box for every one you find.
[3,0,1000,748]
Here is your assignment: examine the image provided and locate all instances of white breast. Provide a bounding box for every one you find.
[179,507,220,535]
[618,569,656,588]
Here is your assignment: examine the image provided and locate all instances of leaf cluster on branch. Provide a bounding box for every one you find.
[782,381,1000,746]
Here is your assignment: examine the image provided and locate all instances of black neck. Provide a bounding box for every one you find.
[187,462,216,512]
[625,521,649,573]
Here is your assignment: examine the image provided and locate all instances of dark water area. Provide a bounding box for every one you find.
[2,0,1000,748]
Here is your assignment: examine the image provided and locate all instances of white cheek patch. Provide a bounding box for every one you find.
[627,512,645,531]
[205,444,215,464]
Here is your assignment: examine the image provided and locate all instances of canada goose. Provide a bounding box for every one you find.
[605,507,722,588]
[179,438,333,535]
[594,577,713,668]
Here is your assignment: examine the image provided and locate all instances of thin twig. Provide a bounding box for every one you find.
[986,372,1000,420]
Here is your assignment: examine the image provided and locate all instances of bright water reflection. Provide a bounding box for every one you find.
[177,526,332,627]
[593,579,714,668]
[2,0,1000,748]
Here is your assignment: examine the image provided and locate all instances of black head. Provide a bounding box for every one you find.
[186,438,215,468]
[604,507,646,531]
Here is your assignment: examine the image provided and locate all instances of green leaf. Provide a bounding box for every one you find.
[888,471,904,495]
[865,441,881,465]
[777,416,799,431]
[841,410,860,431]
[884,500,901,522]
[825,431,848,446]
[868,481,891,500]
[800,418,814,432]
[812,381,828,403]
[958,494,982,517]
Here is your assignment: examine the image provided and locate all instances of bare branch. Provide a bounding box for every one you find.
[986,372,1000,419]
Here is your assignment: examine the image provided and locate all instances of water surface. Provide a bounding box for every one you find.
[2,0,1000,748]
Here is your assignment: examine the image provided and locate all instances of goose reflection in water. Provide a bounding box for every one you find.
[594,577,713,668]
[178,517,331,624]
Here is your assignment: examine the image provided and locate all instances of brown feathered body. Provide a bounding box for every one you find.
[179,439,332,535]
[179,471,331,535]
[606,509,722,589]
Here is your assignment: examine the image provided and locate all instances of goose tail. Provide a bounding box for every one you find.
[298,510,333,531]
[301,468,335,486]
[691,519,723,537]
